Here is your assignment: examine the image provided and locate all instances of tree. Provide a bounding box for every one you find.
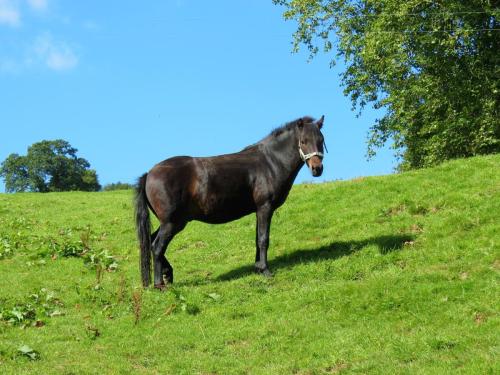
[0,154,30,192]
[0,140,101,192]
[273,0,499,169]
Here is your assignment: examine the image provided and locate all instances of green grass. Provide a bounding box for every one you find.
[0,154,499,374]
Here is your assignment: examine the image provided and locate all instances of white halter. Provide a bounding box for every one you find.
[298,142,324,162]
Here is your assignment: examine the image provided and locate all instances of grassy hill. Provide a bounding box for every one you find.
[0,155,498,374]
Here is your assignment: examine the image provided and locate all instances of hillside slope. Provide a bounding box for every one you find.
[0,154,498,374]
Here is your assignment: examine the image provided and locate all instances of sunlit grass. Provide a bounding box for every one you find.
[0,154,498,374]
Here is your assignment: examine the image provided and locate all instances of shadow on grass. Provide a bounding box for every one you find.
[216,233,415,282]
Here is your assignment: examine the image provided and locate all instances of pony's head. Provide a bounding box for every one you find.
[297,116,325,177]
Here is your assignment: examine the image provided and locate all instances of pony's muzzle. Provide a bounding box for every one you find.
[308,156,323,177]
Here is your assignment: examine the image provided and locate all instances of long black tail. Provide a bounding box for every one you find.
[135,173,151,287]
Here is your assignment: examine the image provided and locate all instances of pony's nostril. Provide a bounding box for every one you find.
[311,164,323,177]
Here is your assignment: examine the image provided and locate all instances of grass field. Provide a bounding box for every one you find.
[0,155,498,374]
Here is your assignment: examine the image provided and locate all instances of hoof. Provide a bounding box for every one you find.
[162,275,173,285]
[255,267,273,278]
[163,270,174,285]
[154,283,166,291]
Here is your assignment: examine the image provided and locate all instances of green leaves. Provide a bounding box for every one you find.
[82,249,119,272]
[0,235,16,259]
[0,154,30,192]
[275,0,500,169]
[17,345,40,360]
[170,289,201,315]
[0,288,64,329]
[207,292,222,301]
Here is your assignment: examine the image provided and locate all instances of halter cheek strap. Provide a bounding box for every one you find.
[299,143,324,162]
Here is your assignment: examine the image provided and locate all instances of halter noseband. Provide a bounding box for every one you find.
[299,142,324,162]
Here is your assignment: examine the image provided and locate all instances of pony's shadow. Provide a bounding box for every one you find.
[216,233,414,282]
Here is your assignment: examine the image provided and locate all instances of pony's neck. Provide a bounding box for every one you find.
[263,129,304,180]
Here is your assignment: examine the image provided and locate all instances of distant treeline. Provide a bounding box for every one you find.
[102,182,134,191]
[0,139,138,193]
[0,140,101,193]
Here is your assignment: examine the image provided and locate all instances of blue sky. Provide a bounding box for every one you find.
[0,1,396,192]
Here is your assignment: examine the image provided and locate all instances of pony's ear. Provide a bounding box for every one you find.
[297,118,304,129]
[316,115,325,129]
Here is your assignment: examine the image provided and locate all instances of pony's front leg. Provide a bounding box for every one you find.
[255,203,273,277]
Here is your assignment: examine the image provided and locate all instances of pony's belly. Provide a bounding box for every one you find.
[192,199,255,224]
[196,211,253,224]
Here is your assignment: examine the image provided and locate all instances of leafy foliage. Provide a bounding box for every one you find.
[0,225,119,274]
[273,0,500,169]
[0,289,63,329]
[82,249,119,272]
[0,139,101,192]
[17,345,40,361]
[0,234,18,259]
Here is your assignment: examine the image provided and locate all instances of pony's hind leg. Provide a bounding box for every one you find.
[151,221,185,289]
[160,256,173,284]
[151,227,173,284]
[151,228,159,244]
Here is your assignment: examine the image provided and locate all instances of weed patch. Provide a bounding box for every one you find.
[378,199,441,219]
[17,345,40,361]
[171,289,201,315]
[0,289,63,328]
[0,233,22,259]
[83,249,118,273]
[0,226,119,274]
[132,288,142,325]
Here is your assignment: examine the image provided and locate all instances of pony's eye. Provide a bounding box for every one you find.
[301,140,306,145]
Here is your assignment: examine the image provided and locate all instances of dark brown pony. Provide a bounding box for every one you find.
[135,116,326,288]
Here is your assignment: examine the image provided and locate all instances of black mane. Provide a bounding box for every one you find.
[269,116,315,137]
[243,116,316,151]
